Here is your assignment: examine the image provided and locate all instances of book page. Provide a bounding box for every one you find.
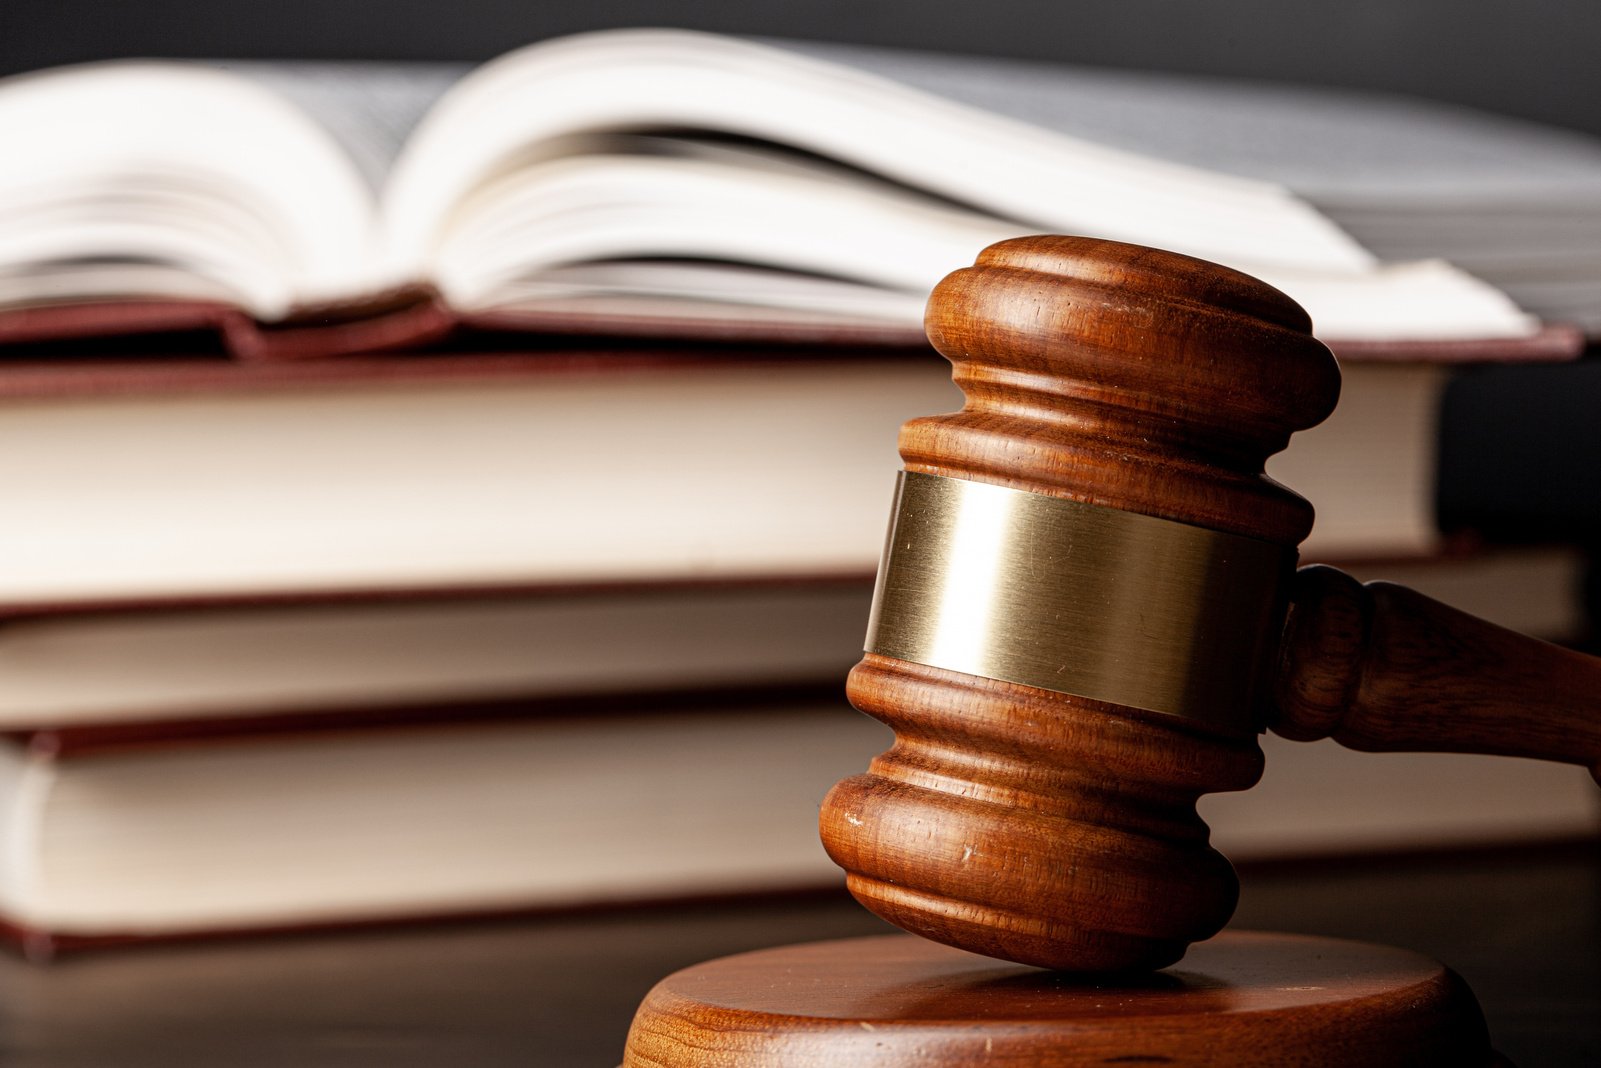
[778,38,1601,333]
[428,133,1531,341]
[220,61,467,191]
[429,134,1020,310]
[482,260,928,325]
[9,31,1589,336]
[383,30,1567,339]
[0,63,384,318]
[383,29,1372,281]
[781,39,1601,204]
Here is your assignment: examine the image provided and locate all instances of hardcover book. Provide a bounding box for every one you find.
[2,29,1597,357]
[0,581,875,734]
[4,629,1593,955]
[0,696,894,954]
[0,351,1576,609]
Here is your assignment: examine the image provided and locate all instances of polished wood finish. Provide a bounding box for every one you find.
[821,235,1601,974]
[820,236,1341,971]
[3,847,1593,1065]
[622,931,1498,1066]
[1275,564,1601,783]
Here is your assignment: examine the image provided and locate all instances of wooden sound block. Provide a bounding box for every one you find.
[622,931,1505,1066]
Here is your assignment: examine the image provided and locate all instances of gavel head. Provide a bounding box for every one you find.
[819,235,1341,972]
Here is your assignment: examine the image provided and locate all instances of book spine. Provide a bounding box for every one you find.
[0,300,249,351]
[225,285,458,361]
[0,288,457,363]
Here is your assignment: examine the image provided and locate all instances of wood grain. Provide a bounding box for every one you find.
[820,234,1599,978]
[819,236,1341,971]
[620,931,1498,1066]
[1275,563,1601,783]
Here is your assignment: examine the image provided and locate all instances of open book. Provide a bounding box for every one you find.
[3,28,1595,357]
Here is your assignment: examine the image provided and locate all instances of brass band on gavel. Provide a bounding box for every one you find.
[865,471,1293,738]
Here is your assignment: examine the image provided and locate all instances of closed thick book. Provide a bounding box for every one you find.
[0,28,1595,355]
[0,696,894,954]
[0,580,876,735]
[0,353,958,607]
[2,545,1583,740]
[2,639,1594,956]
[0,347,1588,608]
[1201,735,1601,859]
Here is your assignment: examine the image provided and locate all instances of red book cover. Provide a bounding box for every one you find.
[0,294,1582,374]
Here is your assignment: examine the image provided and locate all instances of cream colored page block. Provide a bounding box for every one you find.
[1203,733,1601,858]
[1268,362,1444,560]
[0,362,960,603]
[21,708,893,931]
[0,585,871,726]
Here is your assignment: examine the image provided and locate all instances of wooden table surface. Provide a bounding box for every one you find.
[0,844,1594,1067]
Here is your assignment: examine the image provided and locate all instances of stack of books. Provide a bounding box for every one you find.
[1,28,1598,956]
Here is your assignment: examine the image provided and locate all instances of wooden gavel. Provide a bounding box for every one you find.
[819,235,1601,974]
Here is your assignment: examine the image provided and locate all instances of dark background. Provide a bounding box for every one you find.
[2,0,1598,138]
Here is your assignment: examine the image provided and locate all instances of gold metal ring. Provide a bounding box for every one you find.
[864,471,1292,736]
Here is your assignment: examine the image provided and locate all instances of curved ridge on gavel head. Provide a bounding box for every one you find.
[819,235,1343,972]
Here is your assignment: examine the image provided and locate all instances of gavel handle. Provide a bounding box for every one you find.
[1274,564,1601,785]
